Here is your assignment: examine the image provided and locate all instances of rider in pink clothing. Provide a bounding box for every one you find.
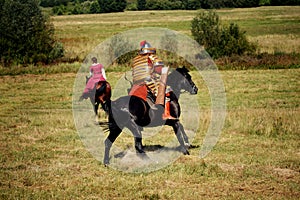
[80,57,106,100]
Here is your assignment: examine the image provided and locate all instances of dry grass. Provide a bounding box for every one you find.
[249,34,300,54]
[1,69,299,199]
[52,6,300,60]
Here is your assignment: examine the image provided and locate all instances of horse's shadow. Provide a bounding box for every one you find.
[114,144,200,159]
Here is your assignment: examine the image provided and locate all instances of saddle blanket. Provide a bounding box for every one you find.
[129,84,148,101]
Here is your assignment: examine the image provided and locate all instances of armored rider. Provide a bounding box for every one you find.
[129,40,175,120]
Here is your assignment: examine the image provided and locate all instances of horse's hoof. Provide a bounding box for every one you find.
[185,143,191,148]
[103,159,110,166]
[137,152,149,160]
[183,149,190,155]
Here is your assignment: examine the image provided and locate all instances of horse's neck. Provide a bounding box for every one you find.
[171,86,181,99]
[167,74,182,99]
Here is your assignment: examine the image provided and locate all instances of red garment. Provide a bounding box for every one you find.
[129,84,148,101]
[83,63,106,93]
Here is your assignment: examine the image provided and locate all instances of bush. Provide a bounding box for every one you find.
[191,10,256,58]
[218,23,256,57]
[0,0,64,66]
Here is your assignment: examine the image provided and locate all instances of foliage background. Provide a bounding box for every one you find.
[0,0,64,66]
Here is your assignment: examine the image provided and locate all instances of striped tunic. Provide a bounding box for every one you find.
[132,54,161,96]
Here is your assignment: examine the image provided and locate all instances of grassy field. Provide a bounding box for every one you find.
[1,6,300,200]
[0,69,299,199]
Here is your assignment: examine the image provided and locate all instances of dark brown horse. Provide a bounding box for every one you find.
[101,67,198,165]
[85,76,112,116]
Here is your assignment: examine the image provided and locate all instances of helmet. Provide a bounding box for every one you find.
[153,59,164,67]
[153,59,164,74]
[139,40,156,55]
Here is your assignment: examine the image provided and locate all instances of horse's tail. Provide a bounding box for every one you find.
[99,98,111,132]
[103,98,111,115]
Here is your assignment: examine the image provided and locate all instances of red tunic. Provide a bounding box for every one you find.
[83,63,106,93]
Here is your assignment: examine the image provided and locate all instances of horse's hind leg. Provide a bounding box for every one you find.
[103,119,122,165]
[126,121,148,159]
[171,121,190,155]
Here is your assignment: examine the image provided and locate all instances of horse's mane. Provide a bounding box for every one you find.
[167,66,189,86]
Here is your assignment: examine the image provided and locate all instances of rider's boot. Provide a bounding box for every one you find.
[155,66,173,119]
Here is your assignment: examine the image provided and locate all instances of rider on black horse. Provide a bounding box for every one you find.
[129,40,175,120]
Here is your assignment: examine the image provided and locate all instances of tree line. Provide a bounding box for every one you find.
[41,0,300,15]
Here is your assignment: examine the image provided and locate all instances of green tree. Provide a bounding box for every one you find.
[182,0,201,10]
[98,0,127,13]
[191,11,220,56]
[259,0,271,5]
[89,0,101,13]
[270,0,300,5]
[40,0,70,7]
[137,0,147,10]
[0,0,64,66]
[191,10,256,58]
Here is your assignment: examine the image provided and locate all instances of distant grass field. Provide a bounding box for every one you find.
[52,6,300,60]
[0,69,299,199]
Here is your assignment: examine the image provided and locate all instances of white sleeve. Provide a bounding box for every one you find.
[102,68,107,80]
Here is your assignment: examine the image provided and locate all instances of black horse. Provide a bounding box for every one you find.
[103,67,198,165]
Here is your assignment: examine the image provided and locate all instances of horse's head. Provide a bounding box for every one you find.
[170,66,198,95]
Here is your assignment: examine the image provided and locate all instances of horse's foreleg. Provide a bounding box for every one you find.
[89,97,98,115]
[172,121,190,155]
[134,137,144,154]
[104,138,112,165]
[178,122,191,148]
[94,102,99,115]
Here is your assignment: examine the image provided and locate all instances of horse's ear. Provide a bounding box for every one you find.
[182,66,189,72]
[176,66,189,73]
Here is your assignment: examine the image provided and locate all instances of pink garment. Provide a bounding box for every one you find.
[83,63,106,93]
